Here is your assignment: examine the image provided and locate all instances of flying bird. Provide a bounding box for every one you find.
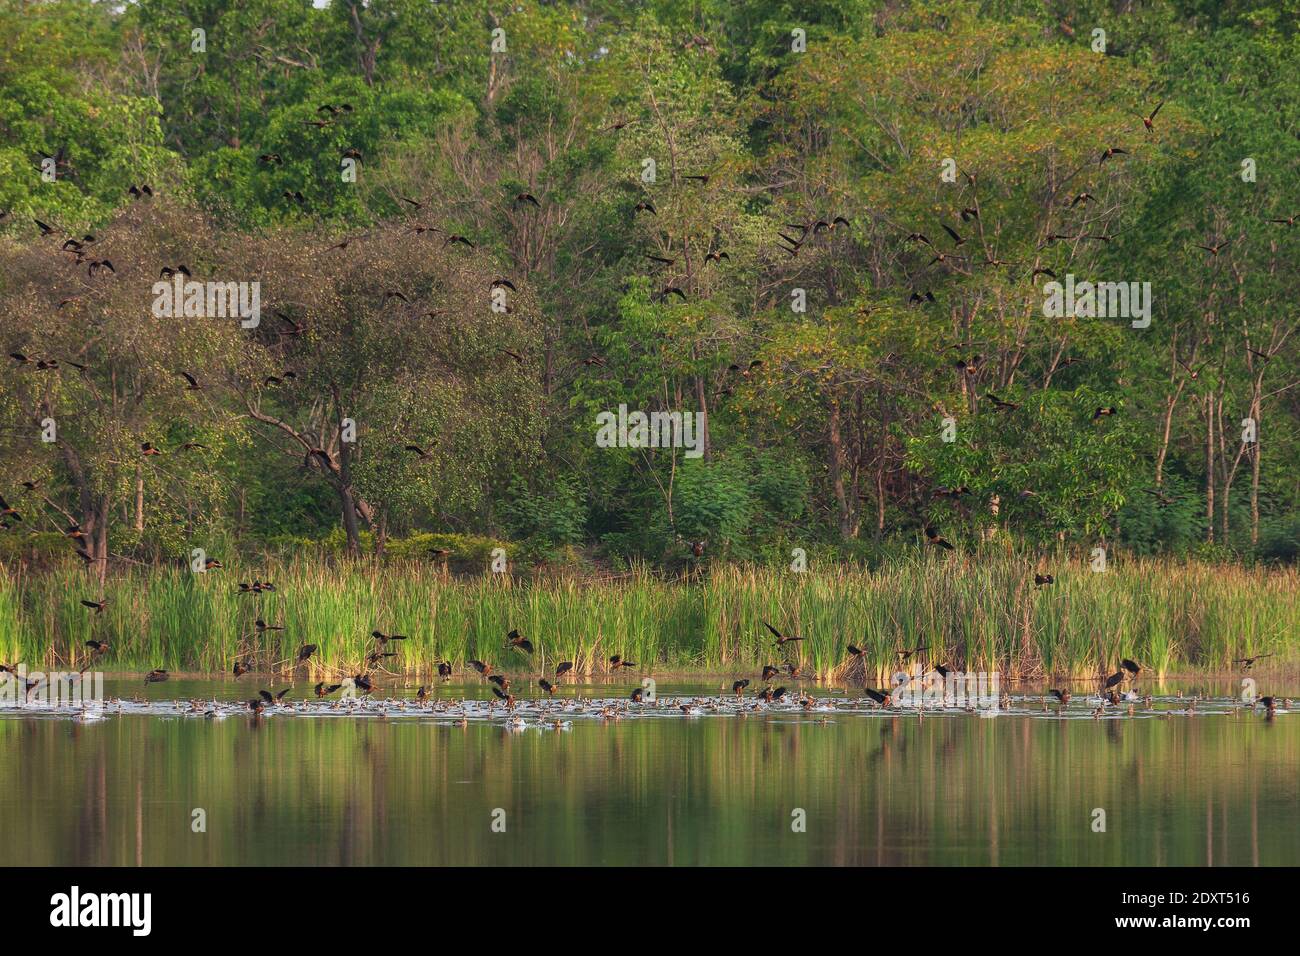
[924,527,954,550]
[1142,101,1164,131]
[763,622,804,646]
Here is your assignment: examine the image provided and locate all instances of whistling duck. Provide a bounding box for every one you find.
[864,688,891,707]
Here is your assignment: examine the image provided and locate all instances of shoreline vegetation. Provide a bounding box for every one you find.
[2,558,1293,682]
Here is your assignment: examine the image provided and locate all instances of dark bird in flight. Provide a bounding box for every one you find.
[1234,653,1273,670]
[514,192,541,207]
[609,655,636,669]
[80,599,109,613]
[371,630,408,646]
[555,661,574,677]
[1049,689,1071,704]
[177,371,201,390]
[1092,406,1117,420]
[297,644,317,663]
[1098,146,1128,164]
[1142,101,1164,131]
[1196,238,1232,257]
[506,629,534,654]
[925,527,954,550]
[764,622,804,646]
[86,639,110,654]
[1034,574,1055,588]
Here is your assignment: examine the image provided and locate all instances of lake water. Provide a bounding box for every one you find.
[0,678,1295,866]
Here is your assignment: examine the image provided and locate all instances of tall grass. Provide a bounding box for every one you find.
[0,556,1295,679]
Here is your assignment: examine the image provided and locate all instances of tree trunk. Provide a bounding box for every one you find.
[1204,395,1215,544]
[338,485,362,557]
[1249,401,1261,548]
[134,467,144,533]
[827,401,853,539]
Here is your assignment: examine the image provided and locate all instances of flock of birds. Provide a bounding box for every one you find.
[5,95,1295,563]
[3,102,1295,721]
[1,600,1288,724]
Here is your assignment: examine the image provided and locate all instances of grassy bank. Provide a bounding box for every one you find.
[0,558,1294,681]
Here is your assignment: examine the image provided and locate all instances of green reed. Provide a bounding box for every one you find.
[0,556,1295,680]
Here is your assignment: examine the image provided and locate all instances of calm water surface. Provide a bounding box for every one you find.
[1,679,1295,866]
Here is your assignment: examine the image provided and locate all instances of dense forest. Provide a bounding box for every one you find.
[2,0,1299,572]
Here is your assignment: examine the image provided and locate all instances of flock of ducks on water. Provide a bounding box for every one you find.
[3,601,1289,725]
[3,665,1289,729]
[4,685,1289,728]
